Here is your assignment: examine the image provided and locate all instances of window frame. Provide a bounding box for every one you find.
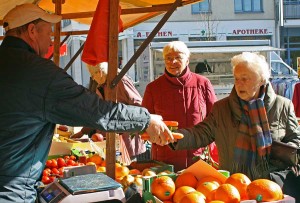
[191,0,212,14]
[234,0,264,13]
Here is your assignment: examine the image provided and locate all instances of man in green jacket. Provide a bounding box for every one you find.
[0,4,173,202]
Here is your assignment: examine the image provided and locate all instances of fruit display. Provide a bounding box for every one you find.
[148,172,285,203]
[41,153,106,185]
[56,125,72,138]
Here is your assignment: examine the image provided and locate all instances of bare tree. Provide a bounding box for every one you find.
[199,12,220,41]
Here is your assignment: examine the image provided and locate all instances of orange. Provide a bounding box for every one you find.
[96,166,106,173]
[197,176,222,187]
[175,172,198,189]
[196,181,219,198]
[151,176,175,201]
[115,166,129,179]
[208,201,225,203]
[206,189,217,202]
[247,179,283,202]
[88,154,102,165]
[173,186,196,203]
[225,173,251,200]
[214,183,240,203]
[100,160,106,167]
[179,192,206,203]
[129,169,141,175]
[163,201,173,203]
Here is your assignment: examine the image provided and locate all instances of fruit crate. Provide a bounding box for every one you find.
[128,160,174,174]
[142,173,177,203]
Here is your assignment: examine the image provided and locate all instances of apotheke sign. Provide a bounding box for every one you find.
[231,28,269,35]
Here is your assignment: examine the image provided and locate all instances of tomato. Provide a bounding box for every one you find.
[58,167,65,176]
[42,175,50,184]
[50,159,58,168]
[49,176,56,183]
[43,168,51,176]
[45,160,53,168]
[67,159,76,166]
[51,168,60,175]
[57,158,66,168]
[64,155,70,160]
[69,155,76,161]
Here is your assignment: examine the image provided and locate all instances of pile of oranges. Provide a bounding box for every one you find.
[150,172,284,203]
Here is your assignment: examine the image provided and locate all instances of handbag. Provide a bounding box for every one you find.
[270,140,300,167]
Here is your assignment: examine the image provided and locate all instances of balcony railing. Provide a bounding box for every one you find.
[284,1,300,19]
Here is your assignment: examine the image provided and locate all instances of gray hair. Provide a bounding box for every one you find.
[163,41,190,59]
[231,52,271,84]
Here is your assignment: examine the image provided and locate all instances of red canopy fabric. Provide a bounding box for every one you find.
[81,0,123,66]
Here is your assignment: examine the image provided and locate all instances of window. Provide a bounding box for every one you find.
[234,0,263,13]
[192,0,211,14]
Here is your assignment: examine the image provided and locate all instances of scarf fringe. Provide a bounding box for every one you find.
[232,157,270,180]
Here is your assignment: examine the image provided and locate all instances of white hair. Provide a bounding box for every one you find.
[163,41,190,59]
[231,52,271,84]
[86,62,108,76]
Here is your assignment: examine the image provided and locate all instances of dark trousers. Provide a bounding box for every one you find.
[270,169,300,203]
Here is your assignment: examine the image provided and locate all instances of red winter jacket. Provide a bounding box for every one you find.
[142,67,218,171]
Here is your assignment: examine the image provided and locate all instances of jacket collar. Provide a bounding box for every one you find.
[229,82,276,120]
[1,36,36,54]
[164,66,192,85]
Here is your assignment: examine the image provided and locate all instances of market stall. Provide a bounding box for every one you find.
[0,0,204,179]
[1,1,297,202]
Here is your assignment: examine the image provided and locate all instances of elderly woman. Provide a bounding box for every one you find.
[142,41,218,171]
[72,62,146,163]
[170,52,300,200]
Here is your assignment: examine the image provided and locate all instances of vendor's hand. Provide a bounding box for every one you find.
[145,114,174,146]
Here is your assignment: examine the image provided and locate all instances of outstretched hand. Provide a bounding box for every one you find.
[145,114,174,146]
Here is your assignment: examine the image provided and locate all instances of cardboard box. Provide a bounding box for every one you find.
[48,140,107,156]
[142,160,295,203]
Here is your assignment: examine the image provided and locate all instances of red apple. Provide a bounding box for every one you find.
[91,133,104,142]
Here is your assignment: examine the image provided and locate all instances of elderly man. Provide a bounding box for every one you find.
[0,4,173,202]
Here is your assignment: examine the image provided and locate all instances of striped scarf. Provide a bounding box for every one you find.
[232,86,272,180]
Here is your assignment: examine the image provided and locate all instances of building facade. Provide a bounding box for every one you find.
[282,0,300,69]
[119,0,280,95]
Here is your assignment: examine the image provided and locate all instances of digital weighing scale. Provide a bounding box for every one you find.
[39,170,125,203]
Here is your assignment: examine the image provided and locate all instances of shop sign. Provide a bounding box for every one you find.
[135,31,173,38]
[231,29,269,35]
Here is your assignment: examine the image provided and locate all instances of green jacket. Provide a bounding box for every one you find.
[175,82,300,179]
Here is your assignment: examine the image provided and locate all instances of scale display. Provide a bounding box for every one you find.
[40,181,67,203]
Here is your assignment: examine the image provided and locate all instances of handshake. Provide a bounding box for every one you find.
[144,115,184,146]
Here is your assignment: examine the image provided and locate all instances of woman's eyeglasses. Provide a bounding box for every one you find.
[164,54,185,63]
